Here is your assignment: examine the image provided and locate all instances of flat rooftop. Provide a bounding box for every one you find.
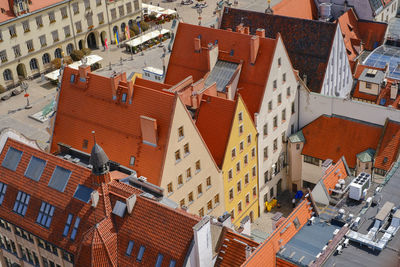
[324,163,400,267]
[204,60,238,92]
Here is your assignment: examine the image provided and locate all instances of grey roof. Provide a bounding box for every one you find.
[89,143,109,175]
[277,217,340,266]
[386,17,400,41]
[288,131,305,143]
[356,148,375,163]
[204,60,239,92]
[358,68,385,84]
[363,45,400,80]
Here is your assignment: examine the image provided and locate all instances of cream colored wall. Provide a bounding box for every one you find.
[160,97,224,217]
[301,156,323,186]
[355,159,373,176]
[359,81,379,95]
[288,141,303,192]
[0,0,142,88]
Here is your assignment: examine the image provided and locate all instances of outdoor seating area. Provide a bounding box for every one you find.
[125,29,171,54]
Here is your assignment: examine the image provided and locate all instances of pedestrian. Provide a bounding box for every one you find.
[292,198,296,208]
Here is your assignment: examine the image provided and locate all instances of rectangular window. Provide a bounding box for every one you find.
[178,126,184,139]
[178,175,183,186]
[287,87,291,97]
[264,170,269,183]
[96,0,102,6]
[273,116,277,128]
[51,30,59,42]
[97,12,104,24]
[167,182,173,194]
[180,199,185,207]
[303,155,320,166]
[0,182,7,205]
[25,156,46,181]
[264,146,269,160]
[232,148,236,159]
[236,162,241,172]
[136,246,145,262]
[118,5,125,16]
[48,12,55,23]
[229,189,233,200]
[282,109,286,122]
[87,13,93,27]
[228,169,233,180]
[251,147,255,158]
[268,101,272,112]
[22,20,30,32]
[76,21,82,33]
[111,8,117,20]
[197,184,202,196]
[246,194,250,204]
[199,208,204,217]
[252,166,256,177]
[9,25,17,37]
[282,131,286,143]
[263,123,268,136]
[13,191,30,216]
[253,186,257,197]
[278,94,282,105]
[244,173,249,185]
[238,112,243,122]
[291,102,295,114]
[247,134,251,144]
[63,214,73,237]
[366,82,372,89]
[126,240,134,256]
[273,80,277,90]
[195,160,201,172]
[231,209,235,219]
[244,154,248,165]
[156,254,164,267]
[0,31,3,42]
[206,176,211,187]
[239,141,244,151]
[36,202,55,228]
[237,180,241,193]
[129,156,135,166]
[26,40,34,52]
[239,125,243,135]
[188,192,193,203]
[175,150,181,162]
[273,138,278,151]
[39,35,47,47]
[36,16,43,27]
[214,194,220,205]
[48,166,71,192]
[207,200,212,211]
[134,0,139,10]
[126,2,132,13]
[186,168,191,179]
[238,202,242,213]
[13,45,21,58]
[282,73,286,83]
[64,26,71,38]
[84,0,90,10]
[70,217,80,240]
[278,57,281,67]
[2,147,23,171]
[72,3,79,14]
[61,7,68,18]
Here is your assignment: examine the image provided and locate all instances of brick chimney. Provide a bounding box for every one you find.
[244,26,250,35]
[194,37,201,53]
[256,28,265,38]
[78,64,91,81]
[390,83,398,100]
[140,115,158,146]
[236,24,244,34]
[250,35,260,65]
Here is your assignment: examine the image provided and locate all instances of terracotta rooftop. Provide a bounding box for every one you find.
[338,9,387,63]
[272,0,318,20]
[301,115,382,168]
[0,0,65,23]
[51,66,178,186]
[322,157,349,195]
[195,95,236,167]
[0,137,200,266]
[214,228,259,267]
[374,120,400,170]
[165,22,277,117]
[220,7,337,93]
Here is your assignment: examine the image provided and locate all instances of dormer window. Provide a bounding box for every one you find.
[121,93,127,103]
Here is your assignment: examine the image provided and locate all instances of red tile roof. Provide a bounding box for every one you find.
[215,228,259,267]
[165,22,277,117]
[0,0,65,23]
[272,0,318,20]
[322,157,349,195]
[374,120,400,170]
[195,95,236,167]
[352,82,379,102]
[52,67,178,186]
[338,9,387,64]
[301,115,382,168]
[0,138,200,266]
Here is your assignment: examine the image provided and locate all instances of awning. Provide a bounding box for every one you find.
[125,29,171,48]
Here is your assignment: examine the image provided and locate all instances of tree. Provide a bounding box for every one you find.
[81,48,91,56]
[140,21,150,32]
[70,49,84,61]
[130,24,140,35]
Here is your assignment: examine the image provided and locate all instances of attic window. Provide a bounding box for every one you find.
[126,240,135,256]
[136,245,145,262]
[121,93,127,103]
[230,49,234,56]
[130,156,135,166]
[0,182,7,205]
[63,214,73,236]
[36,201,55,228]
[70,74,75,83]
[73,184,94,203]
[48,166,72,192]
[347,24,353,31]
[156,253,164,267]
[293,217,300,229]
[383,157,388,163]
[169,260,177,267]
[2,147,23,171]
[70,217,81,240]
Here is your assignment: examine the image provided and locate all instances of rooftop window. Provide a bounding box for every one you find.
[2,147,23,171]
[13,191,30,216]
[63,214,73,237]
[136,245,145,262]
[126,240,134,256]
[0,182,7,205]
[48,166,72,192]
[25,156,46,181]
[70,217,80,240]
[169,260,176,267]
[73,184,94,203]
[36,201,55,228]
[156,253,164,267]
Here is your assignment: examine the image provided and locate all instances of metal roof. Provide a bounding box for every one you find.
[288,131,305,143]
[386,17,400,41]
[363,45,400,81]
[204,60,239,92]
[358,68,385,84]
[356,149,375,163]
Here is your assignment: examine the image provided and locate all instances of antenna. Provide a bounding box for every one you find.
[92,131,96,144]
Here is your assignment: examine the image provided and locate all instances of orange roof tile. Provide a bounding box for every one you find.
[272,0,318,20]
[322,157,349,195]
[215,228,259,267]
[301,115,382,168]
[0,138,200,265]
[195,95,236,167]
[52,67,178,186]
[165,22,277,117]
[374,120,400,171]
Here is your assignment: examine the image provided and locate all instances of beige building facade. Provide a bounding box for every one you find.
[0,0,142,89]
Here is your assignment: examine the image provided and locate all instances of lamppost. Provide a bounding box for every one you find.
[21,81,32,109]
[197,6,202,25]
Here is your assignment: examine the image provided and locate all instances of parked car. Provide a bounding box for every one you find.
[181,0,193,5]
[192,2,207,8]
[1,93,11,101]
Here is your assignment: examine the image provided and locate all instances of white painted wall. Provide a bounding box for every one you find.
[189,217,213,267]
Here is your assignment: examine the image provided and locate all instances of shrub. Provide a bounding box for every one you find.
[0,85,5,94]
[140,21,150,32]
[70,49,84,61]
[51,58,62,69]
[129,29,136,38]
[81,48,91,56]
[130,24,140,35]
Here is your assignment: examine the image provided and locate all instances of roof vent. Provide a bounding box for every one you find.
[64,154,72,160]
[72,158,80,163]
[138,176,147,182]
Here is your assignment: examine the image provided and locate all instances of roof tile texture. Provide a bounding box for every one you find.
[272,0,318,20]
[375,121,400,170]
[322,158,348,194]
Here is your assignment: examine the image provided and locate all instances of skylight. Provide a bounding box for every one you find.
[136,245,145,262]
[36,202,55,228]
[63,214,73,237]
[0,182,7,205]
[70,217,81,241]
[169,260,176,267]
[48,166,72,192]
[126,240,135,256]
[155,253,164,267]
[13,191,30,216]
[112,200,127,217]
[2,147,23,171]
[73,184,94,203]
[25,156,46,181]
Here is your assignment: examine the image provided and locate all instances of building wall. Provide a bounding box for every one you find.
[301,156,323,186]
[355,159,373,176]
[160,97,225,218]
[375,0,398,22]
[0,0,142,89]
[359,81,380,95]
[256,37,298,212]
[320,26,353,98]
[287,141,304,192]
[222,97,259,226]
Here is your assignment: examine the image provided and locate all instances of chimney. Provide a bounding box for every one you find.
[226,28,233,32]
[110,72,122,100]
[236,24,244,34]
[140,115,158,146]
[218,212,232,229]
[322,159,333,174]
[250,35,260,65]
[240,216,251,236]
[207,43,219,71]
[91,190,99,207]
[191,216,213,267]
[126,194,137,214]
[244,26,250,35]
[194,37,201,53]
[390,83,398,99]
[78,64,91,81]
[256,28,265,38]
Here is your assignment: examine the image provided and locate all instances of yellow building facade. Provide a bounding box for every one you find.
[222,96,259,226]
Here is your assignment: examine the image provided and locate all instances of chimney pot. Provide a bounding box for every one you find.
[256,28,265,38]
[244,26,250,35]
[250,35,260,65]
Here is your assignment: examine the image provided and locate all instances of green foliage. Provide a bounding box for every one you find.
[81,48,91,56]
[140,21,150,32]
[51,58,62,69]
[130,24,140,35]
[70,49,84,61]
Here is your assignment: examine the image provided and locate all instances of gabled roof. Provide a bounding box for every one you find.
[195,95,236,167]
[301,115,382,168]
[52,66,178,186]
[357,148,376,162]
[165,22,277,116]
[220,7,337,93]
[272,0,318,20]
[215,228,259,267]
[374,120,400,170]
[0,137,200,265]
[322,157,349,195]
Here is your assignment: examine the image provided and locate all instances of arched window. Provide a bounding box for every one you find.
[66,44,74,55]
[113,26,118,34]
[55,48,62,58]
[3,69,13,81]
[29,58,38,70]
[42,53,50,64]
